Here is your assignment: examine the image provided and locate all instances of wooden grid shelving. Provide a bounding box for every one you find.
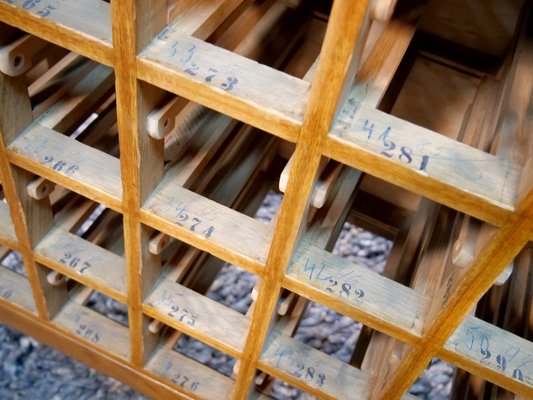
[0,0,532,399]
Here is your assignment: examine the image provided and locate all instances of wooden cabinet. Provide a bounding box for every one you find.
[0,1,531,399]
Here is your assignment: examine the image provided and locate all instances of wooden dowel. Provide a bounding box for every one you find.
[147,95,189,140]
[0,34,50,76]
[148,319,165,335]
[28,52,83,99]
[371,0,398,22]
[149,231,173,256]
[46,270,68,286]
[26,177,55,200]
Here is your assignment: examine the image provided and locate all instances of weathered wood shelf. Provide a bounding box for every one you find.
[0,0,532,399]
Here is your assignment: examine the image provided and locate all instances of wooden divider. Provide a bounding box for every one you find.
[0,0,532,399]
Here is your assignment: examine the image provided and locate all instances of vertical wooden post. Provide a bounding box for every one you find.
[0,72,67,319]
[111,0,167,367]
[232,0,371,397]
[374,183,533,399]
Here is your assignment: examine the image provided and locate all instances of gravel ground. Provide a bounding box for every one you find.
[0,192,455,399]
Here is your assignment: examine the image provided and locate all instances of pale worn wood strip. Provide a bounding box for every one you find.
[0,0,112,66]
[168,0,244,39]
[37,63,114,134]
[164,112,236,177]
[285,244,426,342]
[354,8,423,109]
[146,345,234,400]
[441,316,533,397]
[144,277,249,357]
[34,226,127,301]
[54,300,130,360]
[141,183,272,275]
[138,32,310,142]
[259,328,373,400]
[326,105,520,227]
[7,123,122,211]
[0,266,37,313]
[0,201,17,247]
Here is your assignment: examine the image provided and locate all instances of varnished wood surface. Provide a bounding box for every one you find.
[0,0,532,399]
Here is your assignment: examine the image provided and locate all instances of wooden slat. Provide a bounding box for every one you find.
[0,0,113,66]
[34,226,127,301]
[7,123,122,211]
[168,0,245,39]
[54,299,130,360]
[146,345,234,400]
[325,105,520,227]
[441,316,533,397]
[285,244,426,343]
[138,31,310,142]
[259,328,373,400]
[144,276,249,358]
[142,182,272,275]
[37,63,114,134]
[0,298,191,399]
[0,200,17,247]
[0,265,37,313]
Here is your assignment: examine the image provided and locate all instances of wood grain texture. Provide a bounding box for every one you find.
[441,315,533,397]
[34,226,127,302]
[0,0,113,66]
[142,182,272,276]
[325,105,520,227]
[146,343,235,400]
[285,244,426,342]
[111,0,168,368]
[145,276,249,358]
[233,0,371,397]
[0,201,17,247]
[7,123,122,211]
[0,299,194,399]
[138,31,310,142]
[260,327,373,399]
[53,299,130,360]
[0,265,37,313]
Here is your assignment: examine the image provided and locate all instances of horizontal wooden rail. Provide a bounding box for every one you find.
[325,105,519,227]
[137,31,309,142]
[0,0,113,66]
[7,123,122,212]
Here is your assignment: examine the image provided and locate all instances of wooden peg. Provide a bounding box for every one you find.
[163,103,211,161]
[371,0,398,22]
[147,95,188,139]
[148,319,164,334]
[452,215,480,268]
[277,291,296,316]
[27,177,55,200]
[148,231,172,255]
[46,270,68,286]
[254,371,268,386]
[279,155,328,207]
[452,215,513,286]
[0,34,50,76]
[494,263,514,286]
